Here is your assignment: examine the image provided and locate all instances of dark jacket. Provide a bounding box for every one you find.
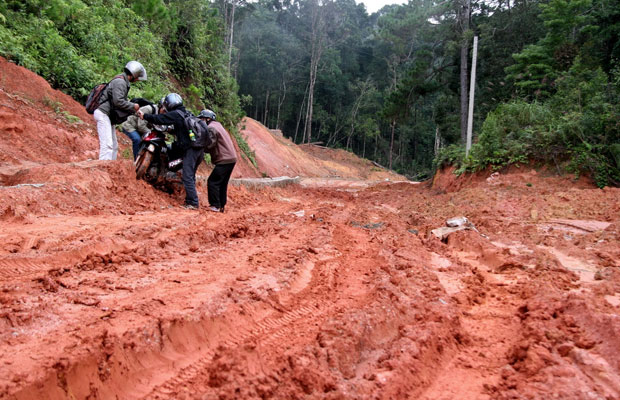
[143,106,192,150]
[97,73,136,117]
[208,121,237,165]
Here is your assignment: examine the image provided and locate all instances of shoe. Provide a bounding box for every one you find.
[219,206,225,213]
[182,204,199,210]
[207,205,220,212]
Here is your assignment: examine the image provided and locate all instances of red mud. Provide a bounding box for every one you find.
[1,59,620,400]
[239,118,403,181]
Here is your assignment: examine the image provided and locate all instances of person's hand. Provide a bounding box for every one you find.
[137,110,144,120]
[134,103,140,112]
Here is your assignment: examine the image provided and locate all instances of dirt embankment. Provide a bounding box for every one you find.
[1,58,619,400]
[239,117,404,181]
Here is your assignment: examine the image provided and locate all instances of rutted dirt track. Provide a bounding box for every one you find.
[1,59,620,400]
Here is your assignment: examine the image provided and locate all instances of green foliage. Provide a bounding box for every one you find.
[469,101,554,168]
[431,0,620,187]
[121,147,133,159]
[434,144,466,171]
[5,0,614,186]
[445,63,619,187]
[505,0,606,98]
[505,44,555,98]
[42,96,83,124]
[231,127,257,168]
[42,96,64,113]
[61,111,82,124]
[128,0,170,33]
[0,0,242,128]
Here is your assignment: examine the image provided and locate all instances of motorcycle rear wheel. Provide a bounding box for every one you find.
[135,151,153,179]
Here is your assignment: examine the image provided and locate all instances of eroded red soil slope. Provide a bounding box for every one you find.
[239,118,403,181]
[1,58,619,400]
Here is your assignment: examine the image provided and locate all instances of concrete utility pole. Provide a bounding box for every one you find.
[466,35,478,157]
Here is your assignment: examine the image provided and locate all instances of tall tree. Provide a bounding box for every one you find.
[303,0,327,143]
[459,0,471,144]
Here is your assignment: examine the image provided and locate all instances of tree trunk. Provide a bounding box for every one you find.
[303,0,326,144]
[389,119,396,169]
[263,89,270,126]
[227,1,236,74]
[460,0,471,144]
[295,83,309,143]
[276,80,287,130]
[374,131,378,161]
[327,116,344,147]
[304,57,319,143]
[362,134,366,158]
[399,128,403,161]
[347,80,370,151]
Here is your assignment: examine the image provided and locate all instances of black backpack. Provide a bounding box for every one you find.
[84,75,123,114]
[183,111,217,150]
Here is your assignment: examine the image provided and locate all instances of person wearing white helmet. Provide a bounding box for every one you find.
[94,60,147,160]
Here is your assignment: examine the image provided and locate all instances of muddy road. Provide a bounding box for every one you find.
[1,56,620,399]
[1,163,619,400]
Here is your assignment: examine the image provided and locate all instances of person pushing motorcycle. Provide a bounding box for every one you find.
[198,109,237,213]
[138,93,203,209]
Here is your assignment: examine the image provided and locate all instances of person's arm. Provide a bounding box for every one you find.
[109,79,136,113]
[143,112,178,125]
[205,124,217,149]
[135,105,154,134]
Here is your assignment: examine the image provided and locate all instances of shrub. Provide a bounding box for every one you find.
[0,0,243,126]
[435,64,619,187]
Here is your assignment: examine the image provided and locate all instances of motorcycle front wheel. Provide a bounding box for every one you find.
[135,150,153,180]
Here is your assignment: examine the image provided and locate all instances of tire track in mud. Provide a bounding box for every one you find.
[145,228,341,399]
[0,241,135,281]
[179,224,389,398]
[418,237,533,399]
[145,302,327,399]
[0,257,54,279]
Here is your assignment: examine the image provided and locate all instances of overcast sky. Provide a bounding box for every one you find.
[360,0,406,13]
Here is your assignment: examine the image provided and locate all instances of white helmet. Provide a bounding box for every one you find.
[124,61,147,81]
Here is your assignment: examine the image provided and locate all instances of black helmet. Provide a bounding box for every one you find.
[124,61,147,81]
[198,109,216,121]
[163,93,183,111]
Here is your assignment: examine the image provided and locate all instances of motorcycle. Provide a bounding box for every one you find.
[134,127,184,191]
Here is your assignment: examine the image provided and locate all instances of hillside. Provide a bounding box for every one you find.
[239,117,403,180]
[0,56,401,182]
[1,58,620,400]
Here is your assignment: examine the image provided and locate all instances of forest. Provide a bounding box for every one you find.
[0,0,618,185]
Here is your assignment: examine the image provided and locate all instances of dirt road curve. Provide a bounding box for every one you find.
[0,163,618,400]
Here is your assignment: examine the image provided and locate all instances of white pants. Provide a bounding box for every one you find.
[94,109,118,160]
